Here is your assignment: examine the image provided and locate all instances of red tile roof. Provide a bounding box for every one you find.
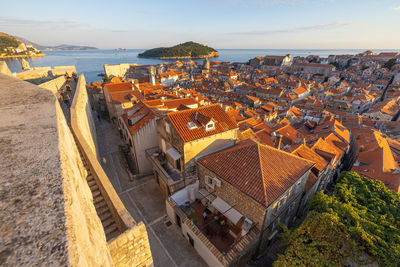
[292,144,328,173]
[198,139,314,207]
[104,82,133,93]
[167,104,238,143]
[122,102,157,135]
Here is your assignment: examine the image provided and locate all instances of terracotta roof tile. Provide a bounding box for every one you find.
[122,102,157,135]
[167,104,238,143]
[292,144,328,173]
[198,139,314,207]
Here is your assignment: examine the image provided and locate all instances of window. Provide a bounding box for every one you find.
[129,139,132,147]
[205,176,214,189]
[165,121,170,133]
[206,121,215,131]
[161,138,166,153]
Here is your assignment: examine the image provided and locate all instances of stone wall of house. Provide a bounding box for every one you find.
[71,74,99,158]
[157,116,184,155]
[107,223,153,267]
[183,129,238,183]
[197,163,266,230]
[157,116,238,185]
[0,73,113,266]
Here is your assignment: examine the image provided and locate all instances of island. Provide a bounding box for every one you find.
[0,32,45,59]
[138,41,218,59]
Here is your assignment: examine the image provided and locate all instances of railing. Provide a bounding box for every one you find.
[145,146,185,193]
[170,193,259,259]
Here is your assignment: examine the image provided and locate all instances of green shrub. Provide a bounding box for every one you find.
[274,171,400,267]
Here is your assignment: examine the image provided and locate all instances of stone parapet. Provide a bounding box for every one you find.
[39,75,66,96]
[71,74,98,157]
[0,73,112,266]
[107,223,153,267]
[70,74,153,266]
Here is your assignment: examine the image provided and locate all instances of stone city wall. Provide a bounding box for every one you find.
[0,73,112,266]
[70,74,153,266]
[39,75,66,96]
[104,63,138,78]
[57,98,114,267]
[71,74,98,158]
[107,223,153,267]
[0,61,12,76]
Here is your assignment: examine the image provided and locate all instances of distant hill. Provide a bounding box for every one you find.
[138,41,218,59]
[15,36,98,51]
[0,32,45,58]
[0,32,20,50]
[42,44,98,51]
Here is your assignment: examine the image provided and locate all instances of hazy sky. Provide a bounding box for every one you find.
[1,0,400,49]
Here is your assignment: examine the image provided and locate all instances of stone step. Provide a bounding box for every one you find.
[92,190,101,198]
[86,174,94,181]
[94,195,105,204]
[106,229,120,241]
[96,205,109,215]
[100,211,112,222]
[105,225,119,240]
[87,179,96,187]
[102,217,114,228]
[105,223,118,235]
[89,183,99,191]
[95,200,107,210]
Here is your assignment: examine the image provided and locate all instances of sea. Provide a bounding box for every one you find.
[4,49,400,83]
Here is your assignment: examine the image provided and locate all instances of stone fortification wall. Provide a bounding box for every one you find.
[39,75,66,96]
[107,223,153,266]
[15,66,76,80]
[70,74,153,267]
[71,74,98,157]
[0,74,112,266]
[52,66,76,76]
[0,61,12,75]
[104,63,138,78]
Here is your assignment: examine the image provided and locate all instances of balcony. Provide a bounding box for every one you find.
[145,146,185,194]
[191,201,238,253]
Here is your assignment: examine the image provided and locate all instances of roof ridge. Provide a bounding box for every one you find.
[258,141,315,165]
[257,142,269,206]
[167,103,219,117]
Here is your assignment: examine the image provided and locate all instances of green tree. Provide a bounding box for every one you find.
[274,172,400,267]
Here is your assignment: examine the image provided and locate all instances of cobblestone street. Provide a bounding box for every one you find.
[95,118,206,267]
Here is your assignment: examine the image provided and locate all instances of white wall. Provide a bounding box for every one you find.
[182,222,224,267]
[132,119,158,174]
[170,182,199,206]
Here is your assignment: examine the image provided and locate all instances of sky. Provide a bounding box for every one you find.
[1,0,400,49]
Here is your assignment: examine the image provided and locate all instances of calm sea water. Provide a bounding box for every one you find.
[4,49,400,83]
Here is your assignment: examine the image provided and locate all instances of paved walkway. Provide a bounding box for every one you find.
[95,119,207,267]
[58,78,77,124]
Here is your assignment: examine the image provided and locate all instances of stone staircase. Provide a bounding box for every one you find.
[80,152,120,241]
